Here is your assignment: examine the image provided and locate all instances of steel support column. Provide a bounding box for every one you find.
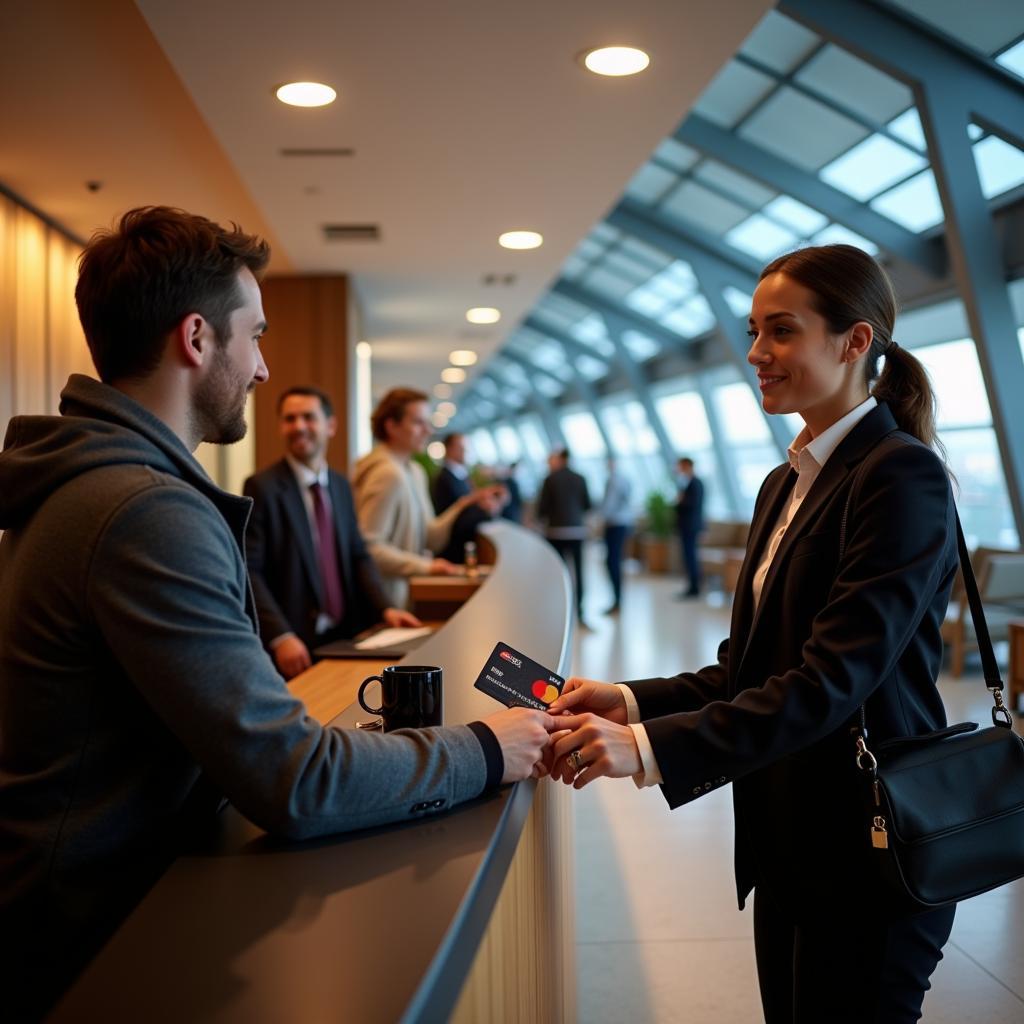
[781,0,1024,536]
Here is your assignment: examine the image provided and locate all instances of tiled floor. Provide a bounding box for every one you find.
[566,554,1024,1023]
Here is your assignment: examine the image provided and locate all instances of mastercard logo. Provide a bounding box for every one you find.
[531,680,560,705]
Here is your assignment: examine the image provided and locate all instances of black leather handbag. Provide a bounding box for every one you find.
[844,508,1024,910]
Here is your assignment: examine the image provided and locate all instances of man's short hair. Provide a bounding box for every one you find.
[371,387,428,442]
[556,447,571,462]
[75,206,270,382]
[678,456,694,467]
[442,432,464,450]
[276,386,334,418]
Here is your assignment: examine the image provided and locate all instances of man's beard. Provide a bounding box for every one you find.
[193,346,251,446]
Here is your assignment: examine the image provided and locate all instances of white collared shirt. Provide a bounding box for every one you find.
[443,459,470,481]
[622,395,878,788]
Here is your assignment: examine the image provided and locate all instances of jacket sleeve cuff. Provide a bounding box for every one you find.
[628,724,664,788]
[466,721,504,791]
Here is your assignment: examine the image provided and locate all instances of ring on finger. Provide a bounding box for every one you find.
[568,749,585,772]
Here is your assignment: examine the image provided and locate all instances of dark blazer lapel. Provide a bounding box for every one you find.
[729,464,795,685]
[738,403,901,679]
[327,472,354,598]
[274,460,323,605]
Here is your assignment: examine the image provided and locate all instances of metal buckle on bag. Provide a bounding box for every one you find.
[990,688,1013,728]
[854,736,878,774]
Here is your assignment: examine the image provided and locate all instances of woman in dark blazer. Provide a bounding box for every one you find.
[548,244,958,1023]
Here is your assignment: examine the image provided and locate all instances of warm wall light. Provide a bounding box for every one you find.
[427,441,447,458]
[355,341,372,358]
[449,349,478,366]
[441,367,466,384]
[433,383,453,399]
[499,230,544,250]
[582,47,650,77]
[466,307,501,324]
[436,401,457,418]
[275,81,337,107]
[430,414,449,430]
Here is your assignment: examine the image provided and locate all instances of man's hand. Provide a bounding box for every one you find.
[548,713,642,788]
[547,676,628,724]
[469,484,507,517]
[381,607,422,629]
[482,707,561,783]
[428,558,460,576]
[273,635,312,680]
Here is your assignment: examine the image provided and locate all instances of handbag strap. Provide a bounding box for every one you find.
[838,453,1012,730]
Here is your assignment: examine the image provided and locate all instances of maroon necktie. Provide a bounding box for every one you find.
[309,481,344,623]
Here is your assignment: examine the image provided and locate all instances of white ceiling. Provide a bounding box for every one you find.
[4,0,772,399]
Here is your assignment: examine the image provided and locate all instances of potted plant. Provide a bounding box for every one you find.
[641,491,674,573]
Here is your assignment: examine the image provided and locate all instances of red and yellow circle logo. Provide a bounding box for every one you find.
[531,680,560,705]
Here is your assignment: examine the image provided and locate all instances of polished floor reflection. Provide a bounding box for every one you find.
[568,552,1024,1023]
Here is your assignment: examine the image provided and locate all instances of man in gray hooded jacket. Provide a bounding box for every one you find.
[0,207,556,1019]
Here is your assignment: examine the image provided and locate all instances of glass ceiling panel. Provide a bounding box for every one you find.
[621,329,662,361]
[570,313,616,357]
[887,108,927,152]
[819,133,927,201]
[692,60,776,129]
[869,169,944,232]
[810,222,879,255]
[762,195,828,234]
[997,39,1024,78]
[694,159,777,209]
[601,246,667,283]
[659,179,750,235]
[618,236,675,271]
[559,254,587,280]
[625,162,678,205]
[725,213,799,261]
[972,134,1024,199]
[583,265,644,303]
[475,376,499,398]
[534,293,592,333]
[534,377,565,398]
[576,354,608,380]
[740,86,870,172]
[490,358,530,388]
[886,0,1021,55]
[661,294,715,338]
[653,137,700,173]
[589,222,621,246]
[795,44,913,123]
[739,10,820,74]
[723,285,754,319]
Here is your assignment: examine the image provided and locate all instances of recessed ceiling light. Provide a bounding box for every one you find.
[427,440,446,458]
[275,81,337,107]
[441,367,466,384]
[433,383,453,399]
[499,230,544,250]
[581,47,650,77]
[449,349,478,366]
[436,401,457,418]
[355,341,372,358]
[466,307,501,324]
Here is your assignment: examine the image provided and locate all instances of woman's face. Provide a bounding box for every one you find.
[747,272,870,436]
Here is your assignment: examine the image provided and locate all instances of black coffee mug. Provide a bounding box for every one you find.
[358,665,443,732]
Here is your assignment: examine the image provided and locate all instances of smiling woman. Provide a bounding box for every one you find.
[547,245,960,1023]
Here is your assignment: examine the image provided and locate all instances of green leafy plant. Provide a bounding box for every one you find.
[644,491,674,538]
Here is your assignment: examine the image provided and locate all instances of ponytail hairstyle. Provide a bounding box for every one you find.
[760,244,942,455]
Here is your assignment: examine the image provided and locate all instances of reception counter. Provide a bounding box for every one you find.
[51,521,576,1023]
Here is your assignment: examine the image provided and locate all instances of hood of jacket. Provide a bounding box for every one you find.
[0,374,245,530]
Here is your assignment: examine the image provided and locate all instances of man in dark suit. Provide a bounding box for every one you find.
[431,432,499,563]
[538,448,592,626]
[675,456,705,598]
[244,386,420,679]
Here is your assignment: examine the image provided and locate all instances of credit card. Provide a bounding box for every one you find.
[473,641,564,710]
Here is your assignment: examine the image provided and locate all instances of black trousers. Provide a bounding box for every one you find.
[679,525,701,594]
[753,885,955,1023]
[604,525,629,606]
[550,538,584,620]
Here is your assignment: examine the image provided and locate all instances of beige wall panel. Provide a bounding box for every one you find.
[13,206,47,417]
[47,232,88,411]
[0,196,15,434]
